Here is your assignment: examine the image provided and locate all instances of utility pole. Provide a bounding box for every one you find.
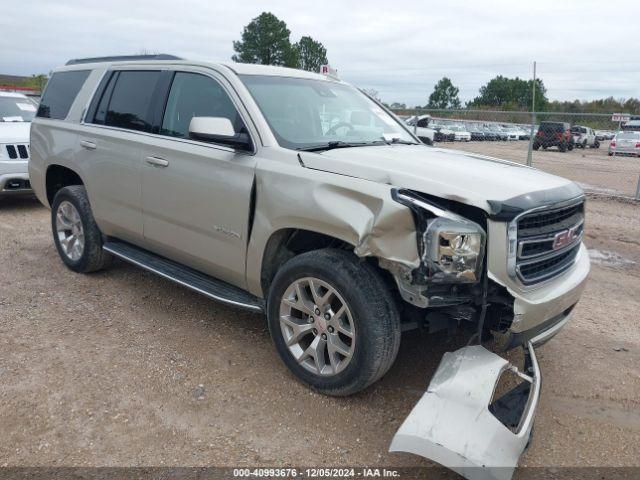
[526,61,537,167]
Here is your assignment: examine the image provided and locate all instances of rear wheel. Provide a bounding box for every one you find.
[559,142,567,152]
[533,143,540,151]
[51,186,112,273]
[267,249,401,396]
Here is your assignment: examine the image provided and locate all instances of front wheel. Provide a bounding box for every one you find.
[267,249,401,396]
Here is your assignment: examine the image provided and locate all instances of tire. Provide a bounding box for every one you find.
[608,152,613,156]
[593,140,600,149]
[419,136,433,146]
[533,143,540,151]
[559,142,567,152]
[51,185,112,273]
[266,249,401,396]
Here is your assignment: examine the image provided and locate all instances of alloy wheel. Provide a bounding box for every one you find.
[55,200,85,261]
[279,277,355,376]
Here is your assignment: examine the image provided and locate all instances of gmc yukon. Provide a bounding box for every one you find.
[30,55,589,403]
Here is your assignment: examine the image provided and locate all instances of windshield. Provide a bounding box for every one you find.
[0,96,38,122]
[239,75,415,150]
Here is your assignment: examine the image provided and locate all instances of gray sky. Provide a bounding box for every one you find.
[2,0,639,106]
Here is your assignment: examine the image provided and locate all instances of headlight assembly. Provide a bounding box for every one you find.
[423,217,485,283]
[393,189,486,283]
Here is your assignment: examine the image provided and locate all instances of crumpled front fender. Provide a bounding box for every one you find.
[390,342,540,480]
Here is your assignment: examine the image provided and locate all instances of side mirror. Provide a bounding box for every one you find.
[188,117,252,151]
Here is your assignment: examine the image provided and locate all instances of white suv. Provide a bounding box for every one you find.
[0,91,37,197]
[571,125,600,149]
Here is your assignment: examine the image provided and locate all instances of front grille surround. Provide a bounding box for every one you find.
[507,197,585,287]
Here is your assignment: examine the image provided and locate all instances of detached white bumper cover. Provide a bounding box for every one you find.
[390,342,540,480]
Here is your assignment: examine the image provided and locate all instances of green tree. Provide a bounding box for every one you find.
[232,12,297,67]
[21,74,48,92]
[427,77,461,109]
[470,75,548,111]
[293,36,328,72]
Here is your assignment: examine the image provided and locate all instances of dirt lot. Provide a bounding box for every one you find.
[1,178,639,472]
[440,139,640,198]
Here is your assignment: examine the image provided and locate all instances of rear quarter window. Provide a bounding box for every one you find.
[37,70,90,120]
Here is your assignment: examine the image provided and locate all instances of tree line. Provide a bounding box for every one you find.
[414,75,640,115]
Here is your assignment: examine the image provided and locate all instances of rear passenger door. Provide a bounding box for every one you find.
[79,69,162,243]
[137,70,257,289]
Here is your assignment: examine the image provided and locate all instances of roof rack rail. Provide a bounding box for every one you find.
[65,54,183,66]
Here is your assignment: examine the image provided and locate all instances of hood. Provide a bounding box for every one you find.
[300,145,582,217]
[0,122,31,144]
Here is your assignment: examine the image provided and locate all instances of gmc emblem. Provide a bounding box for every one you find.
[553,226,579,250]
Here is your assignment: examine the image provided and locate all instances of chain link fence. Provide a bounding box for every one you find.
[350,59,640,201]
[390,108,640,200]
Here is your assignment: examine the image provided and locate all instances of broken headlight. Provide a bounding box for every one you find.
[392,189,486,283]
[423,217,485,283]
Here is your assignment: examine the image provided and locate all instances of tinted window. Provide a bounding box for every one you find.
[104,71,161,132]
[540,122,565,133]
[37,70,90,120]
[161,72,243,139]
[91,72,117,125]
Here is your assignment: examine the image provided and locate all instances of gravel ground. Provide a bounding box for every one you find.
[439,140,640,198]
[0,189,639,473]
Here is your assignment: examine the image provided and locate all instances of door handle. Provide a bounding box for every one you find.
[145,156,169,168]
[80,140,96,150]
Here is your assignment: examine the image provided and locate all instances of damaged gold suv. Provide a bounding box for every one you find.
[29,55,590,399]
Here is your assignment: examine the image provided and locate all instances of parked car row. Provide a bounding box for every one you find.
[403,115,532,144]
[595,130,616,141]
[402,115,637,158]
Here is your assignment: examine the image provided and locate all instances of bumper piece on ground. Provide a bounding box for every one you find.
[390,342,540,480]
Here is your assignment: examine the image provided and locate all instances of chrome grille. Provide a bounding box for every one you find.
[515,200,584,285]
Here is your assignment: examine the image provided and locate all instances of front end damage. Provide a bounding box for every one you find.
[390,342,540,480]
[369,190,585,479]
[289,148,589,480]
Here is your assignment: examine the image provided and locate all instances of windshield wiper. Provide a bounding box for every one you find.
[297,141,376,152]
